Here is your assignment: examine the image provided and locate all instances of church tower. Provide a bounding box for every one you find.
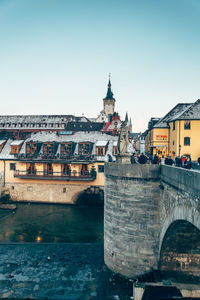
[103,78,115,121]
[96,76,116,123]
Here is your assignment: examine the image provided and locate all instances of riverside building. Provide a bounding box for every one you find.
[0,131,118,203]
[144,99,200,160]
[0,78,129,204]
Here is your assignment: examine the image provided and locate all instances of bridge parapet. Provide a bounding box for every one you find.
[105,163,160,179]
[161,165,200,199]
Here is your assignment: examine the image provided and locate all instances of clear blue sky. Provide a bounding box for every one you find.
[0,0,200,131]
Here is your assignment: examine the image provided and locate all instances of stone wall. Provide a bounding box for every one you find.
[104,163,161,278]
[4,182,104,204]
[159,165,200,277]
[104,163,200,279]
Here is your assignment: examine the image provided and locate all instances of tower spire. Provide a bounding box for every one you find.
[125,112,128,123]
[104,74,115,100]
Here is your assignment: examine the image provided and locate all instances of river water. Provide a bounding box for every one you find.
[0,203,192,299]
[0,203,134,299]
[0,203,104,243]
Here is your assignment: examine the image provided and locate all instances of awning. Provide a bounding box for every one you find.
[10,140,24,146]
[151,145,167,148]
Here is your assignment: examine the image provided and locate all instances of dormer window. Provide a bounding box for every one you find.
[97,147,105,155]
[10,140,24,154]
[43,142,58,156]
[26,142,41,156]
[96,141,108,156]
[78,142,93,156]
[60,142,74,157]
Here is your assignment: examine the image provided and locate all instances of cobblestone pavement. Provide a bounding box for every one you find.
[0,243,116,300]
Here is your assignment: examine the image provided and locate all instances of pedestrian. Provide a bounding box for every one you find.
[153,154,159,164]
[184,157,191,169]
[175,156,182,167]
[130,153,137,164]
[138,153,147,164]
[181,156,186,167]
[165,156,174,166]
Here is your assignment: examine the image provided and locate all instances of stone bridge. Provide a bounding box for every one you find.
[104,163,200,279]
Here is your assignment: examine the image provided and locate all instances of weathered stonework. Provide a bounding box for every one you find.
[4,183,104,204]
[104,163,200,279]
[104,163,161,278]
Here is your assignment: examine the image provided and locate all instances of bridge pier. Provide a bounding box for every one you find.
[104,163,161,278]
[104,163,200,279]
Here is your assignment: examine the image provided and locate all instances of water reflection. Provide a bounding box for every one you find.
[0,203,103,243]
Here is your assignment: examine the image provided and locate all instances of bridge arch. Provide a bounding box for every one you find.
[159,204,200,278]
[73,186,104,206]
[159,204,200,254]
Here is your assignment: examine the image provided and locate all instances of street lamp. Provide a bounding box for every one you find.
[179,144,181,157]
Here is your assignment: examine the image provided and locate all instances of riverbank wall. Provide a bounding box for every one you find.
[3,182,104,204]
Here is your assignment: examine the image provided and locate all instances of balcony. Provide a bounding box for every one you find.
[14,170,96,181]
[15,154,98,161]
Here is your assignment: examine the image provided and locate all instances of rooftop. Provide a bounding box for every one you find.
[171,99,200,120]
[154,103,192,128]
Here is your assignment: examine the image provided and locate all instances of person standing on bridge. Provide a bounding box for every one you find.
[138,153,147,164]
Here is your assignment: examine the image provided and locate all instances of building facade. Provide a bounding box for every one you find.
[0,131,118,204]
[144,100,200,160]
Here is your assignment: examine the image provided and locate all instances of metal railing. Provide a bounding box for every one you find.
[14,170,96,180]
[15,154,98,161]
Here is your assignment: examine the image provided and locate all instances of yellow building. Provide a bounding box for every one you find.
[168,99,200,160]
[146,104,191,158]
[0,131,118,204]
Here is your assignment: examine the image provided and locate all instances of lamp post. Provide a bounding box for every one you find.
[179,144,181,157]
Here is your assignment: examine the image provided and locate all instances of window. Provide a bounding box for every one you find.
[78,143,91,155]
[97,147,105,156]
[63,187,66,193]
[173,121,175,131]
[10,163,16,171]
[11,145,20,154]
[184,137,190,146]
[61,143,73,156]
[26,142,38,155]
[173,140,174,146]
[184,120,191,130]
[43,143,55,155]
[98,165,104,173]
